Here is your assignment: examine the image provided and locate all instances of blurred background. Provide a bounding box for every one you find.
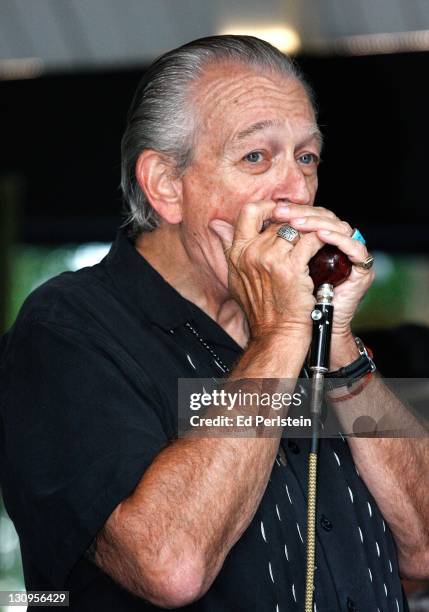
[1,0,429,610]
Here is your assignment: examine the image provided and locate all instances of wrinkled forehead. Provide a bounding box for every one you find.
[189,62,317,152]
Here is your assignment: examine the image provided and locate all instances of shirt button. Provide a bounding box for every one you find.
[288,440,300,454]
[346,596,357,611]
[320,514,333,531]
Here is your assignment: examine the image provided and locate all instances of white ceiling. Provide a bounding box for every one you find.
[1,0,429,74]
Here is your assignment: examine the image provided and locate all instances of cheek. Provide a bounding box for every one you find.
[210,177,273,224]
[194,178,250,225]
[211,193,245,223]
[183,165,279,226]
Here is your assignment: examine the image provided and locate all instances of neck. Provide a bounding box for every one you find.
[135,225,249,347]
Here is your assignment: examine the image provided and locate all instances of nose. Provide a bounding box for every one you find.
[272,161,314,206]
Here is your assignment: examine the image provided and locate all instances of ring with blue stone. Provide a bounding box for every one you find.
[351,228,366,245]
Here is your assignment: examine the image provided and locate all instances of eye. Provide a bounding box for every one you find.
[298,153,320,166]
[243,151,264,163]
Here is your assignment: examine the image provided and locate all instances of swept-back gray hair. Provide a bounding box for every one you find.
[121,35,315,235]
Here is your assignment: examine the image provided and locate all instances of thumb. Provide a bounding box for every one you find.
[209,219,235,253]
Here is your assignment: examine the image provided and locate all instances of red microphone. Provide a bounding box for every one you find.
[307,245,352,377]
[309,244,352,288]
[305,246,353,612]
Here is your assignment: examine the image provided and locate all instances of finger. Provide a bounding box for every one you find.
[209,219,235,255]
[287,232,325,268]
[272,203,337,222]
[234,201,279,242]
[260,222,320,261]
[260,220,301,245]
[316,229,370,270]
[288,215,352,237]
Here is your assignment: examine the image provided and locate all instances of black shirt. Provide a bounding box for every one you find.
[0,231,406,611]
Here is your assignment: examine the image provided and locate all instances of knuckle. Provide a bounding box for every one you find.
[352,241,366,257]
[241,243,259,267]
[243,202,260,215]
[315,206,336,219]
[262,245,283,269]
[307,233,323,248]
[341,221,353,235]
[242,201,274,219]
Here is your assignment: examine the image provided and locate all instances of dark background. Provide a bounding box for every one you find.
[2,51,428,251]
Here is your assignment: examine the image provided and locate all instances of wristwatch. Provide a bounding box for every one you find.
[325,337,376,389]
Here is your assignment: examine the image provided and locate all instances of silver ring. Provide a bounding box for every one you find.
[276,224,300,245]
[354,254,374,270]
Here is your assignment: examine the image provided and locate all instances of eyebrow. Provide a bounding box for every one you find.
[234,119,324,151]
[235,119,282,141]
[301,128,324,153]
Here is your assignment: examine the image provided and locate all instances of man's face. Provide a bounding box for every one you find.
[179,61,322,291]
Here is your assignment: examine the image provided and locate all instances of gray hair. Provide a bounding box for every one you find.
[120,35,315,235]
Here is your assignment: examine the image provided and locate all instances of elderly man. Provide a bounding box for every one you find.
[0,35,427,611]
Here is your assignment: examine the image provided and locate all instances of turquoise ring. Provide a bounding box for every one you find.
[351,228,366,245]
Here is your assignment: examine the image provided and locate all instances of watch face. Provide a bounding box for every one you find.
[355,337,376,368]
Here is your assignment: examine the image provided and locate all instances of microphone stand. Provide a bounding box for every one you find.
[304,282,334,612]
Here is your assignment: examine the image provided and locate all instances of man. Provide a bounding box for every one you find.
[0,35,427,611]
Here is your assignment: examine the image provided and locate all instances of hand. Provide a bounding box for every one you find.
[209,201,324,342]
[279,204,375,336]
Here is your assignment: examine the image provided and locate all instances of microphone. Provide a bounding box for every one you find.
[308,245,352,375]
[309,244,352,289]
[304,245,352,612]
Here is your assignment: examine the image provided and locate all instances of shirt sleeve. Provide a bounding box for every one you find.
[1,318,170,588]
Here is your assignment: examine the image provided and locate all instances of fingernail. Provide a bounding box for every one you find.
[294,217,307,225]
[320,230,331,235]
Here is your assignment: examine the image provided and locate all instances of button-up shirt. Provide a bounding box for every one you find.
[0,231,407,611]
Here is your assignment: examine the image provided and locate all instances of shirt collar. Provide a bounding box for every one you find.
[104,230,198,331]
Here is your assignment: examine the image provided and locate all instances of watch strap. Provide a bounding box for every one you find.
[326,337,376,389]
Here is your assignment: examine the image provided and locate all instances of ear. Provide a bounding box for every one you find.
[135,150,183,224]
